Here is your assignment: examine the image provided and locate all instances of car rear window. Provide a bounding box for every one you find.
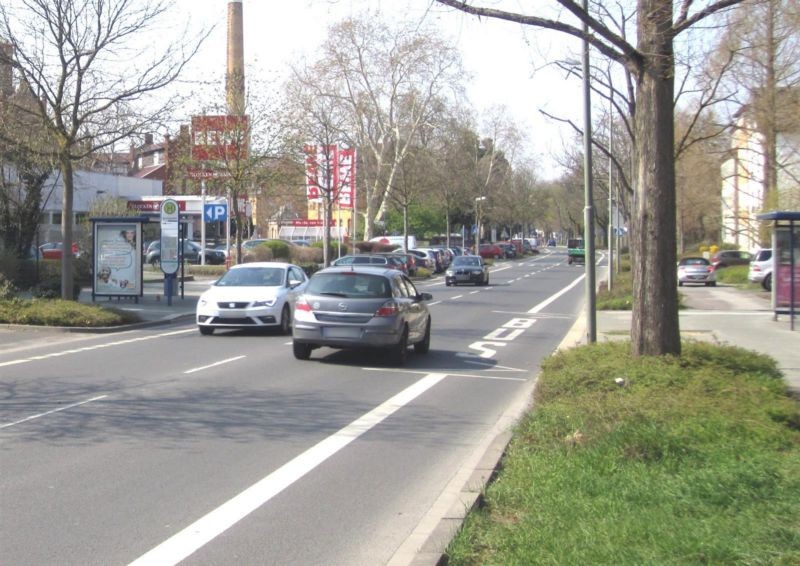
[307,273,391,298]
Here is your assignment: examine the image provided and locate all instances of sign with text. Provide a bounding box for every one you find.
[93,222,142,297]
[304,144,356,209]
[191,115,249,161]
[160,199,180,275]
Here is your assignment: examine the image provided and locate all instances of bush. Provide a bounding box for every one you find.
[291,246,323,265]
[714,264,749,285]
[0,273,18,300]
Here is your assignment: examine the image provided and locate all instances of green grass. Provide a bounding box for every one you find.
[713,265,749,286]
[0,298,141,327]
[446,341,800,565]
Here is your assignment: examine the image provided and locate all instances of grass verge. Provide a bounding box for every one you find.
[446,341,800,565]
[0,298,141,327]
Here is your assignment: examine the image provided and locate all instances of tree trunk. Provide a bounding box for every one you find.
[60,154,74,300]
[631,0,680,356]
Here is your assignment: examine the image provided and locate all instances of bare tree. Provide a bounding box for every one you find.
[435,0,744,356]
[291,13,465,240]
[0,0,208,299]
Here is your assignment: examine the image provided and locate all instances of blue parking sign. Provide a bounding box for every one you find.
[204,203,227,222]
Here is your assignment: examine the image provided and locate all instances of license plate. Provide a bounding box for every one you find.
[323,327,361,339]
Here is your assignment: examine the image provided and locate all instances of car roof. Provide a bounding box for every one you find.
[315,265,400,277]
[228,261,295,270]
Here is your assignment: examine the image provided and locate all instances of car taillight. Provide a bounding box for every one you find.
[375,301,399,317]
[295,297,312,312]
[707,266,714,273]
[753,265,761,272]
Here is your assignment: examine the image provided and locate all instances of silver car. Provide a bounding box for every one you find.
[292,266,432,364]
[677,257,716,286]
[748,248,773,291]
[196,262,308,335]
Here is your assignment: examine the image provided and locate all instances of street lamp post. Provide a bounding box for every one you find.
[474,196,486,254]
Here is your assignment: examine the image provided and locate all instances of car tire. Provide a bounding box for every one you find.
[279,305,292,335]
[391,327,409,365]
[293,341,312,360]
[763,273,772,292]
[707,281,717,287]
[414,319,431,355]
[198,326,214,336]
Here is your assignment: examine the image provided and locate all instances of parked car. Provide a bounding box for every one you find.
[478,243,504,259]
[292,266,432,364]
[145,240,226,267]
[496,242,517,259]
[407,249,433,270]
[677,256,716,286]
[445,255,490,286]
[413,248,445,272]
[377,252,417,276]
[196,262,308,335]
[711,249,753,269]
[748,248,773,291]
[39,241,80,260]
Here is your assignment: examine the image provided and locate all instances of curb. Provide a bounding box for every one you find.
[0,313,195,334]
[391,314,588,566]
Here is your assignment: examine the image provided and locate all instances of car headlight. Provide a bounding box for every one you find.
[253,298,277,307]
[445,270,454,276]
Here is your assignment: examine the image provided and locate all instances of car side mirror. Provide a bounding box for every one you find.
[289,279,302,288]
[418,292,433,302]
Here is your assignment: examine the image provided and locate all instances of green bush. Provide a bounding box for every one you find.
[714,264,749,285]
[0,273,18,300]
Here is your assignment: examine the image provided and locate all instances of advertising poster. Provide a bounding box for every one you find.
[775,226,799,310]
[94,222,141,296]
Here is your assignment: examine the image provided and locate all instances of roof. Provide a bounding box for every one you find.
[132,164,165,179]
[756,211,800,221]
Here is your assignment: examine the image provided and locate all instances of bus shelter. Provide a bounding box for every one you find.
[757,211,800,330]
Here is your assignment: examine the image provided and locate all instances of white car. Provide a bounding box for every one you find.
[748,248,773,291]
[196,262,308,335]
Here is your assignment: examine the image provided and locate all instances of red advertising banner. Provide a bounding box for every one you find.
[304,144,356,208]
[291,219,336,227]
[191,115,249,161]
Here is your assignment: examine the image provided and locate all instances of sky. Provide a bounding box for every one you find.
[171,0,587,180]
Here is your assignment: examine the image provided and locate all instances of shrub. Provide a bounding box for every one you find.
[0,273,18,300]
[243,245,273,263]
[291,246,323,264]
[264,240,290,260]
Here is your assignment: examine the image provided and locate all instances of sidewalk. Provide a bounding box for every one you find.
[78,276,212,327]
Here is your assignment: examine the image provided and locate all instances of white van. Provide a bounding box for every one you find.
[370,235,417,250]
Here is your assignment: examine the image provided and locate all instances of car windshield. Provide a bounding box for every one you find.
[454,256,481,267]
[307,273,391,298]
[216,267,285,287]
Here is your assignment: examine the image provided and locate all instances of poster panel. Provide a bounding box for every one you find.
[94,222,142,296]
[774,225,800,310]
[338,147,355,209]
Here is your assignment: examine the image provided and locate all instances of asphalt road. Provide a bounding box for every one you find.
[1,249,586,565]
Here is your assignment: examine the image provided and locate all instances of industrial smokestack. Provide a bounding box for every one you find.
[226,0,245,115]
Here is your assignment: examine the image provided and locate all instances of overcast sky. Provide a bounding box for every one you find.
[172,0,587,180]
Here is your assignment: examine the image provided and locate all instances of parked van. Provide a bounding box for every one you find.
[369,235,417,250]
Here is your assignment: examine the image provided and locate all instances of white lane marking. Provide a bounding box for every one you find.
[360,367,525,381]
[128,372,448,566]
[184,356,246,375]
[1,395,108,429]
[428,301,442,306]
[0,329,195,368]
[469,291,480,294]
[527,273,585,315]
[450,295,463,300]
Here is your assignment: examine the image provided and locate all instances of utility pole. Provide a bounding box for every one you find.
[582,0,597,343]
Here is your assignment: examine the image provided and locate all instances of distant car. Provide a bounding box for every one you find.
[292,266,432,364]
[547,239,557,247]
[407,249,433,270]
[196,262,308,335]
[445,255,490,286]
[677,256,716,287]
[39,241,80,260]
[748,248,773,291]
[496,242,517,259]
[478,243,504,259]
[711,249,753,269]
[146,240,226,267]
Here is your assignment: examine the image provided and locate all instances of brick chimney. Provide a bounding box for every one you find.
[226,1,245,115]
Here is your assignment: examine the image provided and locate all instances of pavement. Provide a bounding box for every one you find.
[3,271,799,565]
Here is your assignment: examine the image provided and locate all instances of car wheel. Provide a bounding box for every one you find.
[279,305,292,335]
[391,327,409,365]
[198,326,214,336]
[414,318,431,355]
[293,341,312,360]
[763,273,772,292]
[707,281,717,287]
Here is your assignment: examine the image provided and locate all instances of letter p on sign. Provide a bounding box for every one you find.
[204,203,228,222]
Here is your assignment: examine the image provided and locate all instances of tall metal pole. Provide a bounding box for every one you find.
[582,0,597,343]
[607,93,613,291]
